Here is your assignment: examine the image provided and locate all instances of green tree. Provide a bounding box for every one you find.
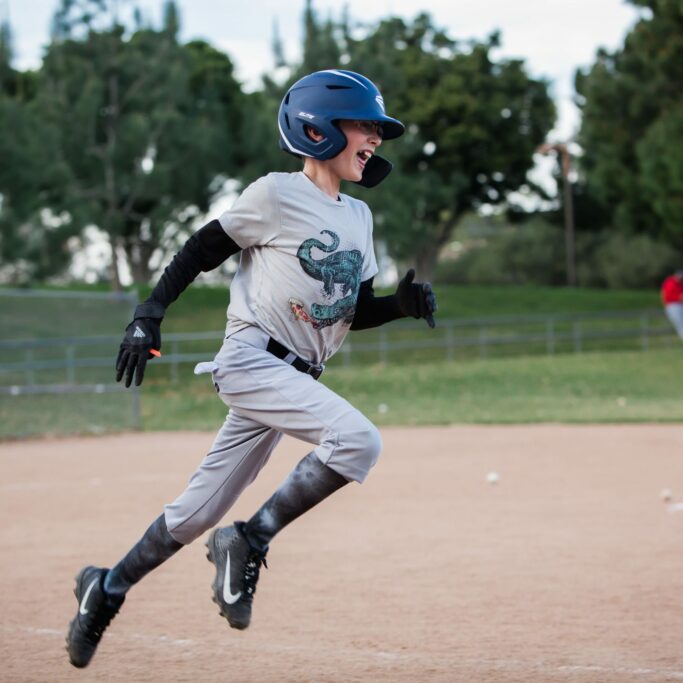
[637,102,683,245]
[0,94,73,282]
[575,0,683,248]
[162,0,180,38]
[31,1,244,287]
[0,12,68,283]
[50,0,109,40]
[271,18,286,69]
[0,13,12,90]
[343,14,555,277]
[300,0,340,75]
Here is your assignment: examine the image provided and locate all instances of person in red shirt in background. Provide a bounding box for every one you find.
[661,270,683,340]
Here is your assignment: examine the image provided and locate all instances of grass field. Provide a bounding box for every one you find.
[137,348,683,430]
[3,347,680,438]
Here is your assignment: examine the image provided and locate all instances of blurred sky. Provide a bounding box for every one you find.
[6,0,643,142]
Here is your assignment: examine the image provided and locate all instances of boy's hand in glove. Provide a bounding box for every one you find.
[115,301,164,387]
[395,268,437,328]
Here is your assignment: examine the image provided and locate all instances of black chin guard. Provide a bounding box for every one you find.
[355,154,393,188]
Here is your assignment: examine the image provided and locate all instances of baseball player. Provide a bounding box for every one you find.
[661,270,683,340]
[66,69,437,668]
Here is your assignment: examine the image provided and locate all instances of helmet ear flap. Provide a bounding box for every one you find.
[303,123,323,142]
[280,114,346,160]
[278,137,298,157]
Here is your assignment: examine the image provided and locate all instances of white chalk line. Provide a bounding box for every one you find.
[1,624,194,649]
[4,623,683,679]
[0,474,179,492]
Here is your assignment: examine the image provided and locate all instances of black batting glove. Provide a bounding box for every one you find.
[395,268,438,328]
[115,301,165,388]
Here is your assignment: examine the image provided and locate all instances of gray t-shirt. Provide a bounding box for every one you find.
[218,171,378,364]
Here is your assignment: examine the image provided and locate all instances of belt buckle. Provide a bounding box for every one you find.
[307,363,324,380]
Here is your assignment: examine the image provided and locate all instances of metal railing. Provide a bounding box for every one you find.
[0,309,677,389]
[0,288,140,432]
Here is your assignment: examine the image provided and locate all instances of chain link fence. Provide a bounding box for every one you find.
[0,288,677,438]
[150,308,676,376]
[0,289,139,438]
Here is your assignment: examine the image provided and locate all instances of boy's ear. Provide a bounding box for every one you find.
[304,124,325,142]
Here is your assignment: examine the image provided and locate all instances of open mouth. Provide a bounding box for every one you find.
[356,149,372,168]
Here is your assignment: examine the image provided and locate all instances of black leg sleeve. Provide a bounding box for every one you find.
[243,453,348,551]
[103,514,183,597]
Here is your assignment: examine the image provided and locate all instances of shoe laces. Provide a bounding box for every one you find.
[83,596,122,643]
[242,548,267,597]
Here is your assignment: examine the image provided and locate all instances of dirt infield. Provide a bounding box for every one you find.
[1,425,683,683]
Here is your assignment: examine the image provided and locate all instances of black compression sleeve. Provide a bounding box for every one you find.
[350,278,405,331]
[147,219,241,311]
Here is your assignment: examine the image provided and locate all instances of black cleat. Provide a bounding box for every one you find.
[66,566,124,668]
[205,521,268,630]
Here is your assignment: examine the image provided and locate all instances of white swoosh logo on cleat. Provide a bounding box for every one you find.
[79,578,99,615]
[222,550,241,605]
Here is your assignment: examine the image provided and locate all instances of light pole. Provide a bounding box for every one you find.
[539,143,576,287]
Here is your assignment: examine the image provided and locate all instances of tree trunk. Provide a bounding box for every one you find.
[414,248,439,282]
[108,236,122,292]
[104,39,121,292]
[125,237,155,284]
[412,213,461,282]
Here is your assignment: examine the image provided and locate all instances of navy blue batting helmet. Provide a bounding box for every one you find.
[278,69,405,188]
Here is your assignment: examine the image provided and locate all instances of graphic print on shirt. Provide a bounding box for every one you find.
[294,229,362,329]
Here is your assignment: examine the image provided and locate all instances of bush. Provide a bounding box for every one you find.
[436,220,566,286]
[578,232,681,289]
[437,220,681,289]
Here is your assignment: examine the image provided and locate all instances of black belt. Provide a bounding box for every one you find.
[266,338,324,380]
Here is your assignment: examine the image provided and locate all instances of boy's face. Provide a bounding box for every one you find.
[334,120,383,182]
[307,120,383,183]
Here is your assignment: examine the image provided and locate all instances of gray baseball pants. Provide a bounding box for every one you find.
[164,326,382,544]
[665,303,683,340]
